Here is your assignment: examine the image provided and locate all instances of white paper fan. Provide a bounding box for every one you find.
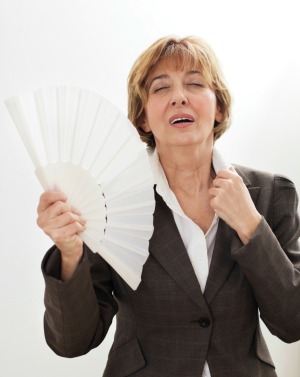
[5,86,155,290]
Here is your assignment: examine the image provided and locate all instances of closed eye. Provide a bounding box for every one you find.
[187,83,204,87]
[154,86,169,93]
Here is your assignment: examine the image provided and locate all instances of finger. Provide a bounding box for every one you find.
[212,177,222,188]
[49,222,86,244]
[208,187,219,197]
[47,212,86,229]
[38,204,85,229]
[212,176,232,189]
[47,200,81,218]
[37,191,67,213]
[215,169,234,179]
[209,195,221,212]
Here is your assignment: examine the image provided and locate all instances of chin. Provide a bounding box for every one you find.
[171,134,205,147]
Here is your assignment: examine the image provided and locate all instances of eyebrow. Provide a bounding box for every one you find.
[149,70,203,87]
[187,70,202,76]
[149,74,169,87]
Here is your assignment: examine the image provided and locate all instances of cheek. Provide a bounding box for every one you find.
[145,101,163,125]
[199,93,218,118]
[205,91,217,106]
[143,103,153,132]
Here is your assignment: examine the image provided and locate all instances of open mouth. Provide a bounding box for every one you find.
[169,114,195,127]
[170,117,194,125]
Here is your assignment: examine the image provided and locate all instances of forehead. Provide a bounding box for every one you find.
[147,57,203,84]
[152,56,200,75]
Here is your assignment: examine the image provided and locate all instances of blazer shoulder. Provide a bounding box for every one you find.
[234,164,274,187]
[234,164,296,189]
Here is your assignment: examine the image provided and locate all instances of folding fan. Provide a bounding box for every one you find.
[5,86,155,290]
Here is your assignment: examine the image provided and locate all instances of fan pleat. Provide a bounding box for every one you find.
[108,222,153,232]
[5,97,41,168]
[5,86,155,290]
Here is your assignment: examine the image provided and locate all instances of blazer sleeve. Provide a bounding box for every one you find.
[42,244,118,357]
[231,175,300,343]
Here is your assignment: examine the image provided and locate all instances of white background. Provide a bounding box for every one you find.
[0,0,299,376]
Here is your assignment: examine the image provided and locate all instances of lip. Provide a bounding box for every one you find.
[169,113,195,128]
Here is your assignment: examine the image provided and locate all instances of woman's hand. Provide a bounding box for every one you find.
[209,167,262,245]
[37,191,86,280]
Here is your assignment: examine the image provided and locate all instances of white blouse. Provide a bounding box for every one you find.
[149,147,230,377]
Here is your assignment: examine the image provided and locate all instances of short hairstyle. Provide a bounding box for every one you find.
[127,36,232,148]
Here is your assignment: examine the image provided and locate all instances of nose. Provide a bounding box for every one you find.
[170,90,188,106]
[172,98,186,106]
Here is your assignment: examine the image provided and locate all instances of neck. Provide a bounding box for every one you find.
[156,143,215,195]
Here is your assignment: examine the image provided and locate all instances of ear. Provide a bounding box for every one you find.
[140,118,151,132]
[215,106,223,123]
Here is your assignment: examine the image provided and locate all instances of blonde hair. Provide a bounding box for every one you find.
[127,36,232,148]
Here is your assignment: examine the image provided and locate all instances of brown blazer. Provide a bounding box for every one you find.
[42,165,300,377]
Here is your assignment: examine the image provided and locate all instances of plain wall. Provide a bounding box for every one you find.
[0,0,299,376]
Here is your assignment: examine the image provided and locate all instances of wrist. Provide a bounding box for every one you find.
[237,212,262,245]
[60,245,83,281]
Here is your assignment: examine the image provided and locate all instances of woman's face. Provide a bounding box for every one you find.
[142,61,222,151]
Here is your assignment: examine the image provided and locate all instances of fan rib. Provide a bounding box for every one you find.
[5,97,41,169]
[5,86,155,291]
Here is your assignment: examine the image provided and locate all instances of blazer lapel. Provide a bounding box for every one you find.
[204,167,261,304]
[150,192,209,312]
[150,166,261,310]
[204,219,239,304]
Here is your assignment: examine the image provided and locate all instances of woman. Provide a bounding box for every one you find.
[38,36,300,377]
